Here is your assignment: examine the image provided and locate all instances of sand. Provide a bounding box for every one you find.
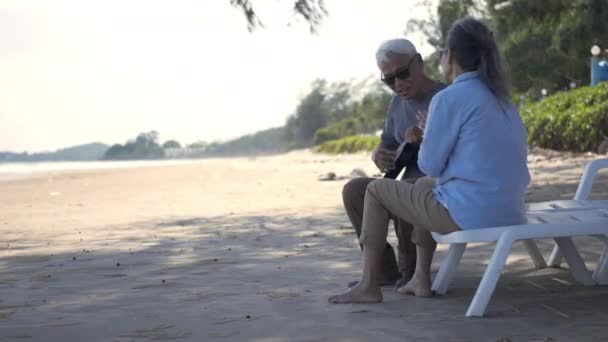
[1,149,608,341]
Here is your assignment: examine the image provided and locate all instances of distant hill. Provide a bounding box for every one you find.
[0,143,109,162]
[192,126,287,158]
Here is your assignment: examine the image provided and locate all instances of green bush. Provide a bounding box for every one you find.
[521,82,608,152]
[312,90,391,145]
[314,135,380,154]
[314,118,360,145]
[313,115,386,145]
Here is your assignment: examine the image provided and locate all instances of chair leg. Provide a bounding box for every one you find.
[522,239,547,269]
[548,245,564,267]
[592,236,608,284]
[592,249,603,281]
[554,237,595,286]
[432,243,467,295]
[466,236,513,317]
[594,248,608,284]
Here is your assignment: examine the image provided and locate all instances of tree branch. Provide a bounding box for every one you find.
[229,0,326,33]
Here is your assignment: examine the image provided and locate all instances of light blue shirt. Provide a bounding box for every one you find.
[418,72,530,230]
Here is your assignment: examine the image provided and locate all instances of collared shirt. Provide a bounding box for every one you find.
[418,72,531,230]
[381,83,446,150]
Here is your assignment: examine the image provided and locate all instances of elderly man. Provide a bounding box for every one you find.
[343,38,445,290]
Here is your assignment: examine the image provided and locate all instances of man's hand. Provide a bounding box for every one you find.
[416,109,428,132]
[404,126,423,144]
[372,145,396,172]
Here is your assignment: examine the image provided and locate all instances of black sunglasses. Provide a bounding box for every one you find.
[381,53,420,87]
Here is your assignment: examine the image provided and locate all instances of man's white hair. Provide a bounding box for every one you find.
[376,38,418,67]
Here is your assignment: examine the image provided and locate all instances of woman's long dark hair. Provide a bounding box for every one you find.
[446,17,510,102]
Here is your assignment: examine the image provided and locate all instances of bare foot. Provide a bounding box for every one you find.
[394,274,413,291]
[347,274,400,288]
[328,283,382,304]
[396,276,432,297]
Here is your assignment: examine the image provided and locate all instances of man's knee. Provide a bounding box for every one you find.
[342,177,372,203]
[401,177,419,185]
[414,176,435,189]
[366,178,398,202]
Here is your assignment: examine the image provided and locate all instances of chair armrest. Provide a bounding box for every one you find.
[574,158,608,200]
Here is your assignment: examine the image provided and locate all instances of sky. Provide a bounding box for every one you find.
[0,0,435,152]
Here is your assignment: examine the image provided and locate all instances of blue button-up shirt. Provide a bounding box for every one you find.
[418,72,530,230]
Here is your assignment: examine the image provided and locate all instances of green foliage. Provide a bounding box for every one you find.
[314,135,380,154]
[413,0,608,94]
[187,141,208,149]
[285,80,330,149]
[229,0,327,33]
[194,79,389,155]
[487,0,608,93]
[197,126,287,157]
[313,87,391,145]
[422,53,442,83]
[314,118,359,144]
[285,79,361,149]
[405,0,483,84]
[521,82,608,151]
[102,131,165,160]
[162,140,181,149]
[406,0,480,50]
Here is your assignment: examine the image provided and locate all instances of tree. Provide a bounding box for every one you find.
[406,0,480,51]
[102,131,165,160]
[187,141,208,149]
[284,79,359,149]
[162,140,182,149]
[135,131,160,147]
[229,0,327,33]
[413,0,608,94]
[313,86,392,145]
[487,0,608,94]
[405,0,481,80]
[285,81,328,148]
[197,126,287,157]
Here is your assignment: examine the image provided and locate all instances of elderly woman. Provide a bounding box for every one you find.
[329,17,530,304]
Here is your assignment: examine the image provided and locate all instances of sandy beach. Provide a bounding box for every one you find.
[2,149,608,341]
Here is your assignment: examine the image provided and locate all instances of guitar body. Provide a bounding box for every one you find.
[383,142,420,180]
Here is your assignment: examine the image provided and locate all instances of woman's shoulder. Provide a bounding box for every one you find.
[429,85,455,107]
[437,78,495,105]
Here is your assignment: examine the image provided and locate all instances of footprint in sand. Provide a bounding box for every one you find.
[104,274,128,278]
[256,290,300,300]
[0,311,14,319]
[131,282,176,290]
[209,331,240,338]
[213,315,262,325]
[117,324,191,340]
[181,292,238,302]
[4,333,33,339]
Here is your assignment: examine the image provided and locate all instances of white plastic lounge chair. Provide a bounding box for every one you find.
[541,159,608,284]
[430,158,608,317]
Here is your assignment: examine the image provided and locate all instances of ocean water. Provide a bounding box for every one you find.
[0,159,207,182]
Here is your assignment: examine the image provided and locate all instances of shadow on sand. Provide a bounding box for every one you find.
[2,174,608,341]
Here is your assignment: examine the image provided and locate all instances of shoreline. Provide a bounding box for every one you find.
[0,158,220,183]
